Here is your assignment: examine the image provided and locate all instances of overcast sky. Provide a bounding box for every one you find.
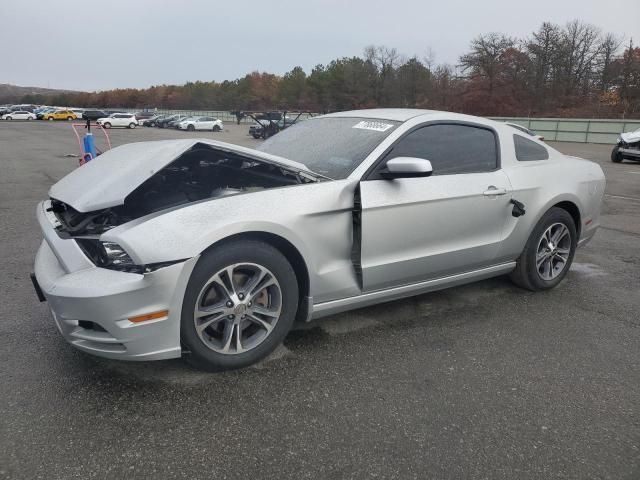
[1,0,638,91]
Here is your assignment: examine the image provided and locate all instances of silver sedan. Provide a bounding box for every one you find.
[33,109,606,371]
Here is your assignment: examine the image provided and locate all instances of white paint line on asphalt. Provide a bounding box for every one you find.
[605,194,640,202]
[626,171,640,175]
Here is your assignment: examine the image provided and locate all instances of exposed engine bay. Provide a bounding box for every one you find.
[51,144,315,236]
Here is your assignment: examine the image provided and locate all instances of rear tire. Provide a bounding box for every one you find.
[6,116,12,121]
[181,240,299,372]
[611,146,623,163]
[67,116,73,121]
[128,122,136,129]
[213,125,221,132]
[510,207,577,291]
[48,117,54,121]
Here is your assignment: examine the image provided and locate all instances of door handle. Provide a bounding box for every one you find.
[483,186,507,196]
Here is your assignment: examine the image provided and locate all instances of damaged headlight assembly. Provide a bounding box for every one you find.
[76,239,182,274]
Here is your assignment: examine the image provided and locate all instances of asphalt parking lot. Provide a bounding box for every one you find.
[1,121,639,479]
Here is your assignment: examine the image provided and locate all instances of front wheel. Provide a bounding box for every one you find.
[67,117,73,121]
[27,117,33,121]
[611,146,623,163]
[6,117,12,121]
[48,117,54,121]
[510,207,577,291]
[128,122,136,129]
[103,122,111,129]
[187,124,195,131]
[213,124,221,132]
[181,240,299,371]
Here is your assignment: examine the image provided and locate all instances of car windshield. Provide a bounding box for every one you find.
[258,117,400,179]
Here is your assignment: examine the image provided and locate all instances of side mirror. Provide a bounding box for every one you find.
[381,157,433,179]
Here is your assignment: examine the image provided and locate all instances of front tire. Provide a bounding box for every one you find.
[187,124,195,132]
[510,207,577,291]
[48,117,54,121]
[128,122,136,129]
[213,124,221,132]
[67,116,73,121]
[6,116,12,121]
[181,240,299,371]
[611,146,623,163]
[103,122,111,129]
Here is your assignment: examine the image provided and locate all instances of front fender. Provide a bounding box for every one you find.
[102,179,361,303]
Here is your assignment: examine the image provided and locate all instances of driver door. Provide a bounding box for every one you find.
[359,122,512,292]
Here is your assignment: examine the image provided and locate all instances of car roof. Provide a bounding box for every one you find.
[321,108,439,122]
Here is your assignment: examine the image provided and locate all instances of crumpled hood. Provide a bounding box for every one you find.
[49,138,315,212]
[621,128,640,144]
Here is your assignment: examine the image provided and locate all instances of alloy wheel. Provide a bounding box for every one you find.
[193,263,282,355]
[536,222,571,281]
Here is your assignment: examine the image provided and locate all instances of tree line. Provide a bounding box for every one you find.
[18,20,640,118]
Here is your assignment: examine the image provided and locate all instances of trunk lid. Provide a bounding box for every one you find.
[49,139,319,212]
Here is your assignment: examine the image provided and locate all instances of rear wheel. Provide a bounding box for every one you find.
[510,207,577,291]
[611,146,623,163]
[47,117,54,121]
[27,117,33,121]
[67,116,73,121]
[213,124,221,132]
[128,122,136,129]
[181,240,298,371]
[6,116,12,121]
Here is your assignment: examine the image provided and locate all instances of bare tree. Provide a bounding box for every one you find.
[459,33,516,95]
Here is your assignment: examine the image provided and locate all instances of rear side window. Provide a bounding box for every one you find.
[385,123,498,175]
[513,134,549,161]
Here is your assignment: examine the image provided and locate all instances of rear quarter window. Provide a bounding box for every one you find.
[514,134,549,161]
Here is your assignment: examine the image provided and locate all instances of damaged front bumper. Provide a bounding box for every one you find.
[33,201,196,361]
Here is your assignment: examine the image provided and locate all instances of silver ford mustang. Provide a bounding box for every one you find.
[33,109,606,371]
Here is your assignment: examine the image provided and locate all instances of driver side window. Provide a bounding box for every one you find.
[380,123,499,177]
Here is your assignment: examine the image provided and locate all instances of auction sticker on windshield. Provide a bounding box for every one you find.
[352,120,395,132]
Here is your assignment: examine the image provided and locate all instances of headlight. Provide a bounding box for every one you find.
[102,242,136,268]
[76,239,183,274]
[76,239,141,273]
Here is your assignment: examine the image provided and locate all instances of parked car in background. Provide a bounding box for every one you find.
[249,119,273,138]
[134,111,157,126]
[505,122,544,141]
[97,113,138,129]
[9,104,36,112]
[82,109,109,121]
[167,115,189,129]
[2,110,36,120]
[71,109,85,119]
[33,109,605,371]
[142,114,163,127]
[43,110,77,121]
[177,116,223,131]
[156,114,180,128]
[611,128,640,163]
[36,107,58,119]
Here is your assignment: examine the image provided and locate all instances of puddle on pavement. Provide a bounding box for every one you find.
[570,262,607,277]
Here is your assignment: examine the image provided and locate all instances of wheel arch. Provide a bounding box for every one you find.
[552,200,581,239]
[198,231,311,320]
